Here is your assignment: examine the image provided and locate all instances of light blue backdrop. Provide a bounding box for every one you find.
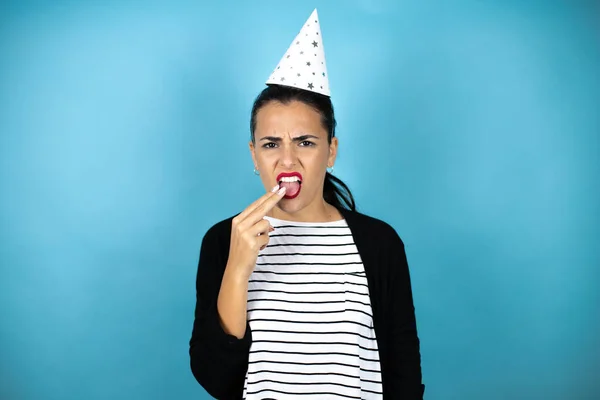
[1,1,599,399]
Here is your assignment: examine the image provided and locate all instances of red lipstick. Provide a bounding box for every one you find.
[276,172,303,199]
[276,172,303,182]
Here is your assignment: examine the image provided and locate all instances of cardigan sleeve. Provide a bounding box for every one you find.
[189,222,251,399]
[386,229,425,399]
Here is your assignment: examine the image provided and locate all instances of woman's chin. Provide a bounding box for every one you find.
[277,196,305,214]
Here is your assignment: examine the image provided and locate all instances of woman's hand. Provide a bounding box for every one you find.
[217,185,286,339]
[225,185,287,280]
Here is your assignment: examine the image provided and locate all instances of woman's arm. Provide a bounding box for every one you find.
[387,231,425,399]
[189,222,250,399]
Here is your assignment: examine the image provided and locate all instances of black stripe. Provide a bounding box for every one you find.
[247,297,371,307]
[270,233,353,237]
[361,366,382,374]
[270,224,347,229]
[247,307,373,319]
[258,251,360,257]
[247,288,368,297]
[248,318,372,330]
[244,371,382,393]
[248,279,368,288]
[245,387,362,399]
[246,377,383,393]
[246,378,361,390]
[252,270,365,276]
[256,261,364,266]
[267,243,355,247]
[251,339,379,352]
[362,387,385,395]
[346,271,367,276]
[248,355,381,365]
[246,368,366,380]
[251,328,375,341]
[358,377,384,385]
[357,356,381,363]
[248,358,360,369]
[250,349,370,360]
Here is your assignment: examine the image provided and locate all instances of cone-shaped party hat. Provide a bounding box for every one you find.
[265,9,330,96]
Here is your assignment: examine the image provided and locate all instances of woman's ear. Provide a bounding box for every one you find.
[328,136,338,167]
[249,140,257,168]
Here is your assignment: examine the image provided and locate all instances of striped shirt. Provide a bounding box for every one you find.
[242,216,383,399]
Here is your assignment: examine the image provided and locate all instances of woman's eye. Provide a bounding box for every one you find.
[261,141,313,148]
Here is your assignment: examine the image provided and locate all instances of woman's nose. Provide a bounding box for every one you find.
[280,145,298,167]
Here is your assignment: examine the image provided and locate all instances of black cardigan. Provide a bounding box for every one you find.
[189,208,425,399]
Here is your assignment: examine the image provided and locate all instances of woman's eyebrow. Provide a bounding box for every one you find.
[259,134,321,142]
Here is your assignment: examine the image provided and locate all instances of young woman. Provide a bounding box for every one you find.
[188,84,425,399]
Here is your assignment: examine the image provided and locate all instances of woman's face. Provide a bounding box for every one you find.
[250,100,337,216]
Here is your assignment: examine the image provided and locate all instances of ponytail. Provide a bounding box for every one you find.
[323,172,356,212]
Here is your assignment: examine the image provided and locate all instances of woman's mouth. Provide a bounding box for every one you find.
[276,172,302,199]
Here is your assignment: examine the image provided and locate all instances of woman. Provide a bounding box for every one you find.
[189,9,423,399]
[188,85,424,399]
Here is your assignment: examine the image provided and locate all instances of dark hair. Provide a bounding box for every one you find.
[250,84,356,212]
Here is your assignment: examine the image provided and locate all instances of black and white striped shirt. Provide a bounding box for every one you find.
[242,216,383,399]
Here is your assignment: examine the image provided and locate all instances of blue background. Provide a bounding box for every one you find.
[1,0,599,399]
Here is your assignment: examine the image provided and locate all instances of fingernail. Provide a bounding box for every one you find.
[277,186,286,195]
[271,185,279,193]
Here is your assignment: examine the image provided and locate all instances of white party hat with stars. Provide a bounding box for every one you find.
[266,9,330,97]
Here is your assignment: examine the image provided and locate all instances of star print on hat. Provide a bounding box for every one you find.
[266,8,330,97]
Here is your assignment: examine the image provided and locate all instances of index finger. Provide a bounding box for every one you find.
[243,186,287,226]
[236,185,286,223]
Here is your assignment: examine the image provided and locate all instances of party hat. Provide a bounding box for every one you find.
[265,9,330,96]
